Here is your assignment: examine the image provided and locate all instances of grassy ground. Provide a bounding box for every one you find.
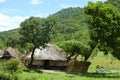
[19,53,120,80]
[0,53,120,80]
[20,70,120,80]
[88,53,120,72]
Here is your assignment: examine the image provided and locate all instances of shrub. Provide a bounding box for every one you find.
[0,73,10,80]
[0,72,19,80]
[0,59,24,80]
[4,59,22,74]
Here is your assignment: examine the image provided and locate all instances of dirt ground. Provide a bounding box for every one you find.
[41,69,64,73]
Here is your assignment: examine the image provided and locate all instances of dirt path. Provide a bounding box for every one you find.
[41,69,65,73]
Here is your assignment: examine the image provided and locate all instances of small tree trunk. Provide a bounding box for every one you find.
[29,47,36,66]
[74,53,80,59]
[84,42,98,61]
[67,53,74,60]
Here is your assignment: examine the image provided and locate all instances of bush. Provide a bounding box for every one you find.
[0,73,10,80]
[4,59,22,74]
[0,73,19,80]
[0,59,24,80]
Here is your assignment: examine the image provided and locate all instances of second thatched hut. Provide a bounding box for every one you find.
[0,47,21,60]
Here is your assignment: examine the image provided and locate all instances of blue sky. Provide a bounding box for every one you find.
[0,0,107,31]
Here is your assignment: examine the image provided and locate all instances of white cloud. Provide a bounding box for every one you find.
[60,3,78,9]
[0,0,5,3]
[0,13,27,31]
[88,0,107,2]
[30,0,42,5]
[35,13,49,18]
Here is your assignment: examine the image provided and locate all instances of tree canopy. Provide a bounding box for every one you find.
[84,1,120,60]
[19,16,55,65]
[105,0,120,11]
[58,40,89,60]
[50,7,89,44]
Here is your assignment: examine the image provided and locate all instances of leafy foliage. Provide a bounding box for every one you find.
[105,0,120,11]
[19,16,56,65]
[0,59,23,80]
[19,17,46,48]
[58,40,89,60]
[0,29,20,49]
[6,37,20,48]
[4,59,22,74]
[84,1,120,60]
[50,7,89,43]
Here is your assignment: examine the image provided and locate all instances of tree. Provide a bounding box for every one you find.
[105,0,120,11]
[58,40,89,60]
[84,1,120,61]
[6,37,19,48]
[1,59,23,80]
[19,16,56,66]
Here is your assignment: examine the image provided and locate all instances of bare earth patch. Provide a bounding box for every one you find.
[41,69,64,74]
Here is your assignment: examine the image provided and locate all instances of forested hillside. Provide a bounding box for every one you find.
[0,29,20,49]
[50,7,89,43]
[0,7,89,49]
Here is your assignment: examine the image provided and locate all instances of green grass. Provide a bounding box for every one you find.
[20,71,120,80]
[1,53,120,80]
[88,53,120,73]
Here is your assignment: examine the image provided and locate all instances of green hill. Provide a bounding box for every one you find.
[50,7,89,43]
[0,7,89,49]
[0,29,20,49]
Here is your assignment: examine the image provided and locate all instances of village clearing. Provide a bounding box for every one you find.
[0,51,120,80]
[19,53,120,80]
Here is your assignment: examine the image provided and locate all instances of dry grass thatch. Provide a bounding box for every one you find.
[66,60,91,74]
[25,44,67,61]
[0,47,21,59]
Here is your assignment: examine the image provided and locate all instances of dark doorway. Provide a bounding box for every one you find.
[44,60,49,69]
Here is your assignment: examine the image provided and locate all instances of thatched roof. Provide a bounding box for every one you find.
[25,44,67,61]
[0,47,21,59]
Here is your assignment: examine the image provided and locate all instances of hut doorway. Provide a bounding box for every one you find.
[44,60,49,69]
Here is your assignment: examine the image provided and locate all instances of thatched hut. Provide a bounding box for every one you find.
[0,47,21,60]
[25,44,68,70]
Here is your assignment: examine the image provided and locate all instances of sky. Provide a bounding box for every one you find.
[0,0,107,32]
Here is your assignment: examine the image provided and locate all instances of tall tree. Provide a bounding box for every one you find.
[19,16,56,66]
[84,1,120,61]
[105,0,120,11]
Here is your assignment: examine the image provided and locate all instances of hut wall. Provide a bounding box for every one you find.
[32,60,68,66]
[49,60,68,70]
[32,60,43,66]
[29,60,68,70]
[49,61,68,67]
